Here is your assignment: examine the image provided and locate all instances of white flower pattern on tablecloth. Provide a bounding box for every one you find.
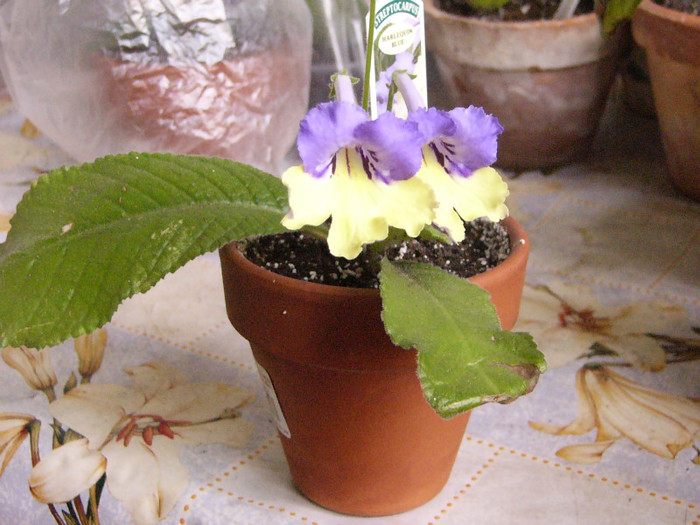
[2,346,57,393]
[0,331,254,525]
[521,282,700,464]
[0,413,35,476]
[515,283,690,370]
[42,362,254,524]
[530,365,700,464]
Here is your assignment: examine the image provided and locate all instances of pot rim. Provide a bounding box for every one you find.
[636,0,700,25]
[423,0,626,70]
[632,0,700,65]
[424,0,600,30]
[224,215,529,299]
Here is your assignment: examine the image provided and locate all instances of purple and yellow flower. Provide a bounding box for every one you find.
[282,72,509,259]
[396,72,509,241]
[282,76,435,259]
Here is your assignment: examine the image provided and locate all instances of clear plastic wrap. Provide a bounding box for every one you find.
[0,0,312,173]
[306,0,367,106]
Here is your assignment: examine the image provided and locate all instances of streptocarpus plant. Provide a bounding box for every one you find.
[0,0,545,420]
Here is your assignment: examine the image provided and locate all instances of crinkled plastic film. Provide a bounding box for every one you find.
[306,0,367,106]
[0,0,312,173]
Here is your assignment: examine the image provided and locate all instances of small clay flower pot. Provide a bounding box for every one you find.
[632,0,700,201]
[424,0,628,170]
[218,217,529,516]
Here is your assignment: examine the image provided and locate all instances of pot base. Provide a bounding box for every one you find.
[252,344,470,516]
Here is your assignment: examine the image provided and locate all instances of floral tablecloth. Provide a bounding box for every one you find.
[0,84,698,525]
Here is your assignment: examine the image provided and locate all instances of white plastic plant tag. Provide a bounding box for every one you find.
[256,362,291,439]
[367,0,427,119]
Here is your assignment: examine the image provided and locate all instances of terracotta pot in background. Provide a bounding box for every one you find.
[425,0,629,170]
[218,217,529,516]
[99,49,310,174]
[632,0,700,201]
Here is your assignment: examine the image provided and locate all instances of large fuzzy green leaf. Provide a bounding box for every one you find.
[0,153,289,348]
[380,259,546,417]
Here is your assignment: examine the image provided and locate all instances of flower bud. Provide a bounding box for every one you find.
[2,346,57,391]
[29,438,106,503]
[74,329,107,380]
[0,412,35,476]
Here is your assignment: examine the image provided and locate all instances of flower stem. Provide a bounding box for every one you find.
[43,386,57,403]
[393,71,425,111]
[386,84,396,113]
[553,0,581,19]
[48,504,66,525]
[301,224,329,241]
[333,73,357,104]
[65,501,82,525]
[28,419,42,467]
[73,495,89,525]
[51,418,64,449]
[88,482,102,525]
[362,0,377,111]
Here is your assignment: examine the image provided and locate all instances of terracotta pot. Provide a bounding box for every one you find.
[632,0,700,201]
[99,49,310,173]
[218,217,529,516]
[424,0,628,170]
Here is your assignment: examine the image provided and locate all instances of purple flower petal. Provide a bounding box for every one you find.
[408,107,455,145]
[442,106,503,176]
[297,102,369,177]
[353,112,424,183]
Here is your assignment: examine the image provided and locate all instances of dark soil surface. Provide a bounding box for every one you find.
[655,0,699,14]
[437,0,594,21]
[240,219,511,289]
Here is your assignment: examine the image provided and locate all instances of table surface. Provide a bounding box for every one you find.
[0,85,698,525]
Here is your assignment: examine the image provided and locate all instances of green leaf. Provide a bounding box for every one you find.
[462,0,511,11]
[380,259,546,418]
[0,152,289,348]
[417,224,452,244]
[602,0,642,34]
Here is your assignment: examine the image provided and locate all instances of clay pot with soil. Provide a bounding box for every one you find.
[425,0,629,170]
[219,217,531,516]
[632,0,700,201]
